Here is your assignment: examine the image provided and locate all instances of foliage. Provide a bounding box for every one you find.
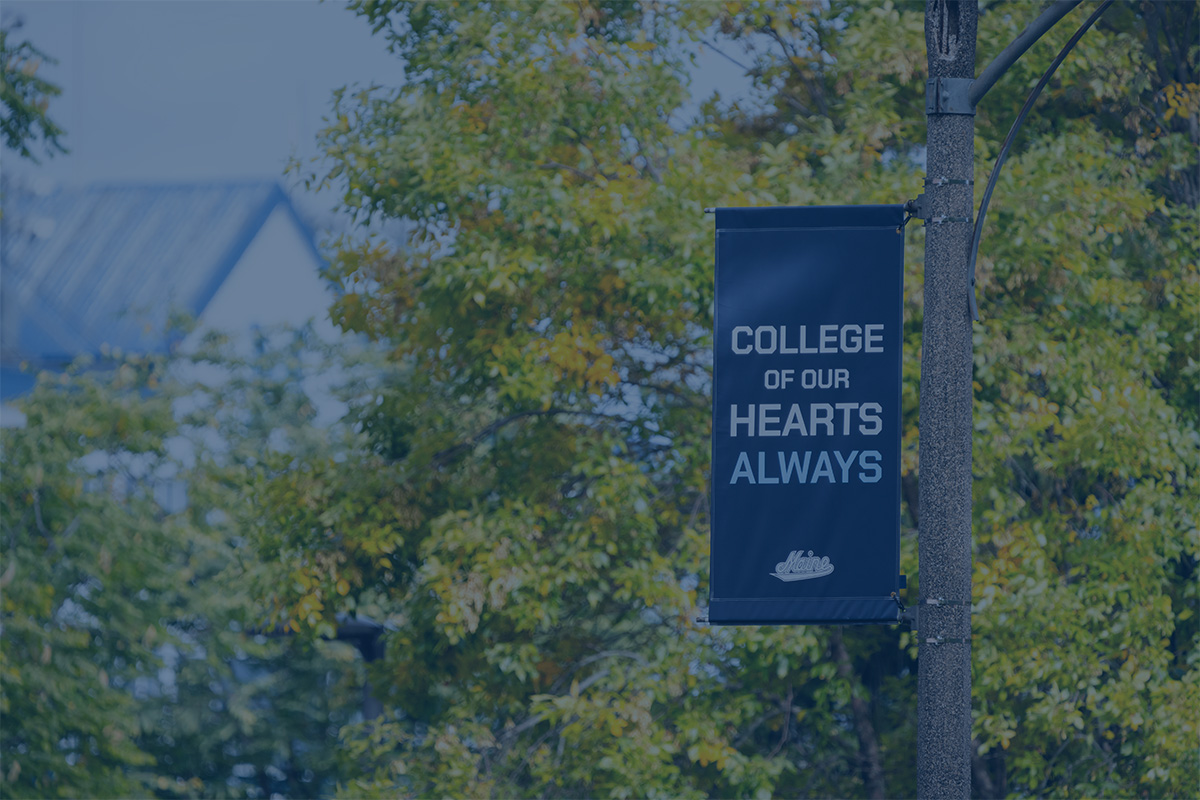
[965,3,1199,795]
[0,340,364,799]
[272,1,1198,798]
[0,17,65,162]
[2,361,179,797]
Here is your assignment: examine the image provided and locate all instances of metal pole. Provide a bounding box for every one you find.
[970,0,1081,106]
[919,1,976,797]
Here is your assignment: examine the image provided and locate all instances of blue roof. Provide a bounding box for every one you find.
[1,180,324,399]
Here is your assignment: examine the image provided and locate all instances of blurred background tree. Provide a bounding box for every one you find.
[0,339,366,799]
[0,15,65,162]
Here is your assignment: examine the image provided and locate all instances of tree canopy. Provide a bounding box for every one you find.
[1,340,365,798]
[280,1,1196,797]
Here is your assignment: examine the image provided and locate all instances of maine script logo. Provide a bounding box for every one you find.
[771,549,835,582]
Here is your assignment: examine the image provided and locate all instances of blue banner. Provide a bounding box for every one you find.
[710,205,905,625]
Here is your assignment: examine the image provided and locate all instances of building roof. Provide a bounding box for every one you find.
[1,180,325,398]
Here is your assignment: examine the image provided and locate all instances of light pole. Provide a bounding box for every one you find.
[915,1,1114,796]
[918,2,977,795]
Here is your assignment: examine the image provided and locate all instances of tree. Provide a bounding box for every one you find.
[0,16,65,162]
[284,2,916,797]
[0,337,366,799]
[964,3,1198,794]
[259,0,1194,797]
[285,2,882,796]
[2,360,185,797]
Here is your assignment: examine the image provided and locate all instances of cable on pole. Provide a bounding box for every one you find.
[967,0,1115,321]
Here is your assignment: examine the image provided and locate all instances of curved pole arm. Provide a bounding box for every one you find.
[968,0,1114,320]
[970,0,1082,107]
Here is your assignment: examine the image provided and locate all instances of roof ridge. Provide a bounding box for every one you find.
[49,178,290,193]
[3,181,318,364]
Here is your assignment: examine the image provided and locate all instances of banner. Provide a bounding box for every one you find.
[710,205,905,624]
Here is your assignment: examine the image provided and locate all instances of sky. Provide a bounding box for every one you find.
[3,1,401,187]
[3,0,751,193]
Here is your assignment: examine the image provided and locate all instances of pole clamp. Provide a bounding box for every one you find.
[926,77,977,116]
[927,215,972,226]
[901,194,973,227]
[924,636,971,646]
[917,597,972,607]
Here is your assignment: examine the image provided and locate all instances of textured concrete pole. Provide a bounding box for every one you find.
[919,1,976,798]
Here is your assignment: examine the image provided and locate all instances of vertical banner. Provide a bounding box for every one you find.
[710,206,905,624]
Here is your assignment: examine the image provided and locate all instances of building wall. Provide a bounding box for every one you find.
[189,205,336,349]
[175,205,350,428]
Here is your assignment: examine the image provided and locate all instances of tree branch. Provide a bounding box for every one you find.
[432,408,616,466]
[832,628,886,800]
[768,685,794,758]
[972,738,1000,799]
[499,668,612,744]
[537,161,614,183]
